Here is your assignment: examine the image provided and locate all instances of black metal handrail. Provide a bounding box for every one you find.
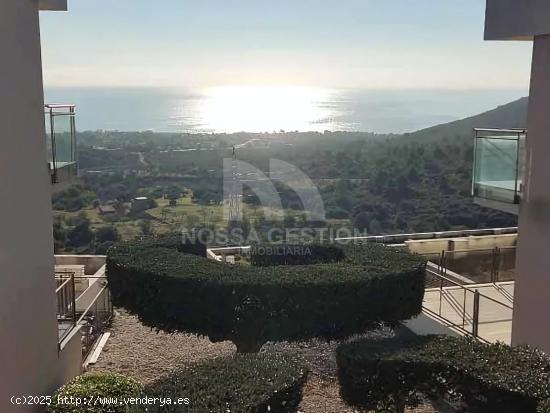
[77,282,113,360]
[430,245,517,284]
[55,274,113,359]
[56,271,77,343]
[423,267,513,342]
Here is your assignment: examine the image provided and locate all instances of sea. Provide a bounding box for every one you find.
[44,86,526,135]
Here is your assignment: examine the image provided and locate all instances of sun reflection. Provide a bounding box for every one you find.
[180,85,342,133]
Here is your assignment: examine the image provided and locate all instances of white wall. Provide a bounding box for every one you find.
[405,234,517,255]
[58,332,83,385]
[512,35,550,352]
[0,1,63,411]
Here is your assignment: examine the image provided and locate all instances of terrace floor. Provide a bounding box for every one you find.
[90,310,441,412]
[422,281,514,344]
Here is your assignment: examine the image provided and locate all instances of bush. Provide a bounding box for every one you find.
[249,244,346,266]
[95,226,120,243]
[132,234,207,257]
[144,353,308,412]
[47,373,143,413]
[107,238,425,352]
[336,335,550,413]
[538,398,550,413]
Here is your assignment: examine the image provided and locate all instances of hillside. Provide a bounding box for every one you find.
[54,97,526,253]
[404,97,528,143]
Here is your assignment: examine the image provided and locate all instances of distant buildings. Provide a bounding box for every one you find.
[97,205,117,216]
[131,196,152,213]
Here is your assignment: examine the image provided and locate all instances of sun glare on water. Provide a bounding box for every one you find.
[173,85,345,133]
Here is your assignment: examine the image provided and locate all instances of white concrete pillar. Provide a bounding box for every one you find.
[512,34,550,351]
[0,0,60,411]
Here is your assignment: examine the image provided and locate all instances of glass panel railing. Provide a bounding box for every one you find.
[45,104,77,184]
[472,128,525,204]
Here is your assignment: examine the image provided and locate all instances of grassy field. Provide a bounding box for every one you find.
[56,189,352,245]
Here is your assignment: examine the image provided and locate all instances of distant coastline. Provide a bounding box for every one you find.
[44,86,526,135]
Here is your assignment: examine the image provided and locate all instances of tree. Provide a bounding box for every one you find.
[95,226,120,243]
[353,212,370,231]
[139,220,153,236]
[53,216,67,252]
[67,218,93,248]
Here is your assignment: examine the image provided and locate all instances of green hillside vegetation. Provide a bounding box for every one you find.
[52,98,525,252]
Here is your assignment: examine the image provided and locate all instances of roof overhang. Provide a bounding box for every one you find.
[485,0,550,41]
[39,0,68,11]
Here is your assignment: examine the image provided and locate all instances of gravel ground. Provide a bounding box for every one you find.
[90,310,438,412]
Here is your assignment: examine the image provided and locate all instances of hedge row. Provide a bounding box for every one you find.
[336,335,550,413]
[107,239,426,351]
[47,373,143,413]
[144,353,308,412]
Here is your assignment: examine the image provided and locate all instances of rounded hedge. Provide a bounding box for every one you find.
[249,244,346,266]
[143,352,308,412]
[107,237,426,352]
[47,373,143,413]
[336,335,550,413]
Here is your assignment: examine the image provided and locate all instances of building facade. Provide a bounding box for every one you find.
[484,0,550,352]
[0,1,83,412]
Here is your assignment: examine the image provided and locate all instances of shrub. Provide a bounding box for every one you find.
[538,398,550,413]
[47,373,143,413]
[336,335,550,413]
[132,234,207,257]
[249,243,346,266]
[144,353,308,412]
[95,226,120,243]
[108,238,425,352]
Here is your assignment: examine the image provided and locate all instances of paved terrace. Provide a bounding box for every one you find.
[420,281,514,344]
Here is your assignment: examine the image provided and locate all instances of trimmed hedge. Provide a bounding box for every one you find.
[249,244,346,266]
[107,238,426,352]
[539,398,550,413]
[47,373,143,413]
[134,235,207,257]
[336,335,550,413]
[143,353,308,412]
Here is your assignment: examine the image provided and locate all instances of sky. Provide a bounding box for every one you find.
[40,0,533,91]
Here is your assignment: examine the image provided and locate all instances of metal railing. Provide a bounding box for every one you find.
[45,104,77,184]
[423,267,514,342]
[56,272,77,343]
[77,279,113,359]
[55,274,113,359]
[335,227,518,244]
[425,246,517,286]
[472,128,526,205]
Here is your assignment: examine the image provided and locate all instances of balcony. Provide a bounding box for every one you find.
[55,255,112,365]
[472,128,526,215]
[45,104,77,192]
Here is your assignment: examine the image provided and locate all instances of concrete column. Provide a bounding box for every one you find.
[512,34,550,351]
[0,0,60,411]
